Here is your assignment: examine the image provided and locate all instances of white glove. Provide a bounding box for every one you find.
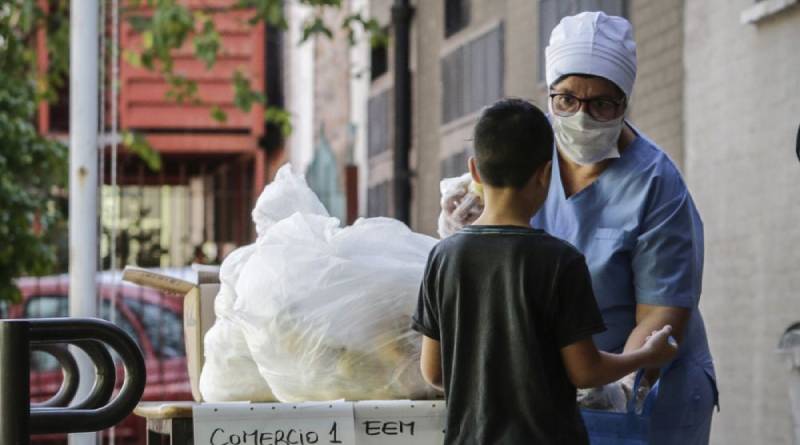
[437,173,484,238]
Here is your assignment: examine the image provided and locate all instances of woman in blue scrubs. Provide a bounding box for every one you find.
[532,11,718,444]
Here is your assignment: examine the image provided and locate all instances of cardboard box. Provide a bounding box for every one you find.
[122,265,220,402]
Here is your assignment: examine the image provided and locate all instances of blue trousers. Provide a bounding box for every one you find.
[649,360,717,445]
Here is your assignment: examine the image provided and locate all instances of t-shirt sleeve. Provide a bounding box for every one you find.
[411,250,440,340]
[632,176,703,309]
[554,255,606,348]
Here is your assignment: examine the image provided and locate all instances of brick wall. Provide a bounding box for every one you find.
[407,0,688,235]
[411,0,541,236]
[684,2,800,444]
[628,0,685,169]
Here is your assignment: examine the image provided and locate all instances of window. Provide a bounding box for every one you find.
[441,24,504,124]
[99,299,142,353]
[24,294,69,319]
[367,180,391,217]
[23,294,144,370]
[45,3,69,134]
[368,89,392,158]
[371,42,388,81]
[445,0,471,38]
[24,295,69,371]
[124,299,184,359]
[441,149,471,179]
[538,0,627,82]
[741,0,797,24]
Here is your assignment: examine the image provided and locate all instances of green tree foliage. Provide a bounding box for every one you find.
[0,0,384,301]
[123,0,386,131]
[0,0,69,302]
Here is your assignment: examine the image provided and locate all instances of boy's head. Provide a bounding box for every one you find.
[470,98,554,190]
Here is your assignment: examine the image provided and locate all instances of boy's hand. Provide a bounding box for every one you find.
[640,325,679,368]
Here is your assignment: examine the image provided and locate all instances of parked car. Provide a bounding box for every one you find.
[5,270,196,444]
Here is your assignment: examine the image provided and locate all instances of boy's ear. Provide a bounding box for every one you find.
[468,157,482,184]
[536,161,552,188]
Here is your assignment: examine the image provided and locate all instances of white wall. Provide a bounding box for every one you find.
[350,0,371,217]
[285,1,315,173]
[684,2,800,444]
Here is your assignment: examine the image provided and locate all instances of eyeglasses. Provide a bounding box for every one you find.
[549,93,626,122]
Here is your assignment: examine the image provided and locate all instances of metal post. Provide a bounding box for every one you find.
[0,321,30,445]
[391,0,413,225]
[69,1,99,444]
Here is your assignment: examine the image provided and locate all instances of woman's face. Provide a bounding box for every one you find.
[550,75,627,121]
[551,75,625,103]
[548,75,630,165]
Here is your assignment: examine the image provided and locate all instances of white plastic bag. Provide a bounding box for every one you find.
[199,245,276,402]
[576,373,653,413]
[437,173,483,238]
[233,165,439,402]
[577,382,628,412]
[251,165,329,237]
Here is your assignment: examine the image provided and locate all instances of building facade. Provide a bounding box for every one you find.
[358,1,800,444]
[366,0,685,234]
[284,0,369,223]
[284,1,800,441]
[685,1,800,443]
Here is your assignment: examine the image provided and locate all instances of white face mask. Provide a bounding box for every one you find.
[550,106,624,166]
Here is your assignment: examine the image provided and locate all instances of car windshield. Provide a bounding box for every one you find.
[124,299,184,359]
[24,294,142,371]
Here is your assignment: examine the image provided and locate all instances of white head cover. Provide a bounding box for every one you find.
[545,11,637,98]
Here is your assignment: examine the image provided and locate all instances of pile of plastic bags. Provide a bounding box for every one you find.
[199,165,438,402]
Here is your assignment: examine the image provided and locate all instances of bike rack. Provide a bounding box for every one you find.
[0,318,147,444]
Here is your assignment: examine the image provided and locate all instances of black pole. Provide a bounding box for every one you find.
[0,321,30,445]
[392,0,413,225]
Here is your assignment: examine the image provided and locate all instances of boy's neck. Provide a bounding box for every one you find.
[472,188,539,228]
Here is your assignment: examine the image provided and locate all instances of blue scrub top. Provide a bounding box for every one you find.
[531,128,718,432]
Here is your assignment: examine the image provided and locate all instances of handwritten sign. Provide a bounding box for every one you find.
[193,402,356,445]
[354,401,446,444]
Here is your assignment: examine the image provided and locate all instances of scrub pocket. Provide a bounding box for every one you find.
[650,361,716,430]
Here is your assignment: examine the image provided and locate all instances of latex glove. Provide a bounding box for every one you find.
[437,173,483,238]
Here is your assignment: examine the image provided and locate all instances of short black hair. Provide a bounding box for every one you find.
[473,98,553,188]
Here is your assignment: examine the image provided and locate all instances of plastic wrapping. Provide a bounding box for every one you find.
[251,164,330,237]
[199,245,277,402]
[577,373,652,413]
[437,173,484,238]
[577,382,628,413]
[227,164,438,402]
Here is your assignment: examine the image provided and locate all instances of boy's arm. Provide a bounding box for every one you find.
[561,325,677,389]
[420,335,444,392]
[623,304,690,383]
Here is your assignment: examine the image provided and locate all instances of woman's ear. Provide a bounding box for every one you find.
[468,157,482,184]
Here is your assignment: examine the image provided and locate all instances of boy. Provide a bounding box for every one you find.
[412,99,677,444]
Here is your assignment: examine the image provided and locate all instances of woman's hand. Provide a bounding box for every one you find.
[437,173,484,238]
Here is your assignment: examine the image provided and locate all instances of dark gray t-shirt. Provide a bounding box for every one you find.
[412,225,606,445]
